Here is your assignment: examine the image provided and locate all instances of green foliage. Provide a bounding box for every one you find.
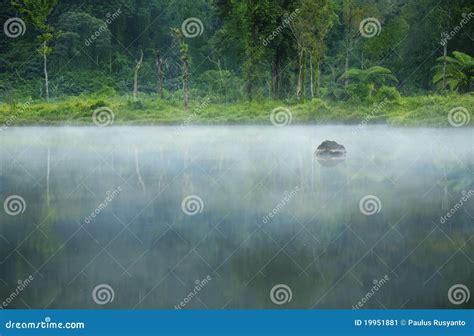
[339,66,399,101]
[198,70,244,101]
[12,0,58,34]
[362,16,410,61]
[0,0,472,108]
[1,93,471,126]
[56,11,111,61]
[12,0,59,50]
[375,86,401,102]
[340,66,398,87]
[345,83,372,102]
[293,0,335,60]
[433,51,474,92]
[50,71,118,97]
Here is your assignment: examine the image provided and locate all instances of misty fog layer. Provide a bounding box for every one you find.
[0,126,473,308]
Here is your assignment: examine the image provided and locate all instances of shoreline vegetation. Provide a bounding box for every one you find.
[2,2,472,128]
[0,93,472,127]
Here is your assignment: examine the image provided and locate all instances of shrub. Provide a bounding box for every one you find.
[375,86,401,102]
[346,83,372,102]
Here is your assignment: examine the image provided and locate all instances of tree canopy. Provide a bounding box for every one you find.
[1,0,473,102]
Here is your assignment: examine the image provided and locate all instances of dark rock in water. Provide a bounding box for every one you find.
[315,140,346,157]
[315,140,346,166]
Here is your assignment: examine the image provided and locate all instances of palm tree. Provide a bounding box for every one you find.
[339,66,398,87]
[338,66,398,100]
[433,51,473,92]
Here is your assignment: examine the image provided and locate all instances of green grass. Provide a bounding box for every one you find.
[0,93,472,127]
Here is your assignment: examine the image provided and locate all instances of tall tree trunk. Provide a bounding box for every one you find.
[296,49,304,100]
[243,58,253,101]
[315,60,321,98]
[442,33,448,92]
[441,8,451,92]
[271,61,278,98]
[156,51,164,99]
[134,147,146,195]
[206,56,227,102]
[182,59,189,111]
[46,147,51,207]
[133,50,144,101]
[246,80,253,101]
[302,56,306,100]
[344,46,350,86]
[43,42,49,100]
[172,29,191,110]
[329,64,336,84]
[271,48,283,98]
[309,54,314,99]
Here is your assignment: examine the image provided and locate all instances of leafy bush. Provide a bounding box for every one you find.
[321,84,351,101]
[92,87,117,98]
[127,100,146,110]
[433,51,473,92]
[346,83,372,102]
[89,100,108,110]
[375,86,401,102]
[310,98,329,110]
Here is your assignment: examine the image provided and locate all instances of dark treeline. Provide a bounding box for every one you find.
[0,0,473,103]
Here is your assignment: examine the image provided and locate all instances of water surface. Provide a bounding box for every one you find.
[0,126,473,308]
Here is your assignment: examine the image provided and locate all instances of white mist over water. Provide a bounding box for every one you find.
[0,126,472,308]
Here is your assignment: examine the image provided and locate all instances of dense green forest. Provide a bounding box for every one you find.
[0,0,473,125]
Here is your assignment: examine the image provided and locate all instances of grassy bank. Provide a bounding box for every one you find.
[0,93,472,127]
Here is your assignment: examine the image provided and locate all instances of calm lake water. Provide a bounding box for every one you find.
[0,126,473,309]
